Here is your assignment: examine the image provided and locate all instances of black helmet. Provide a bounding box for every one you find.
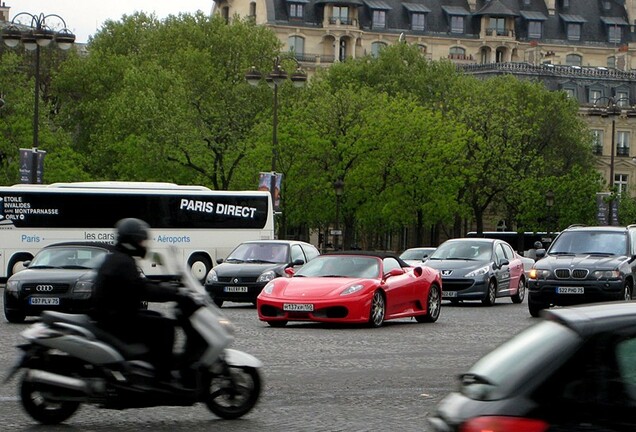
[533,241,543,249]
[115,218,150,257]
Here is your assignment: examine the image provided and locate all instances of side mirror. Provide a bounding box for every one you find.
[216,258,224,264]
[23,260,32,268]
[287,259,305,268]
[536,249,546,259]
[385,268,404,279]
[285,267,295,276]
[498,259,510,268]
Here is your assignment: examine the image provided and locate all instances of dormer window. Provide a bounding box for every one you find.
[286,0,308,20]
[442,6,470,35]
[520,11,547,39]
[603,0,611,10]
[364,0,392,30]
[560,14,586,41]
[403,3,431,32]
[601,17,628,44]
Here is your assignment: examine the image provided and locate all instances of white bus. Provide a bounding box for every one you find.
[0,182,274,282]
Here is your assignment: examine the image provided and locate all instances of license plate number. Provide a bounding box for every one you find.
[442,291,457,298]
[224,286,248,293]
[283,303,314,312]
[29,297,60,306]
[556,287,584,294]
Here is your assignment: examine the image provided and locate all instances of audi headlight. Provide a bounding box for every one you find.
[341,284,364,296]
[205,269,218,284]
[257,270,276,283]
[262,281,275,295]
[592,270,620,279]
[466,266,490,278]
[73,280,94,294]
[529,269,550,279]
[5,280,20,293]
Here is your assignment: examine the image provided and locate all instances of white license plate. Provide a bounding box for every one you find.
[29,297,60,306]
[442,291,457,298]
[556,287,584,294]
[224,286,248,293]
[283,303,314,312]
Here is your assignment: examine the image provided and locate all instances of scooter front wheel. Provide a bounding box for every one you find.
[204,365,261,419]
[20,374,81,425]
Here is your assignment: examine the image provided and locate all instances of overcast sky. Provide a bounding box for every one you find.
[5,1,215,43]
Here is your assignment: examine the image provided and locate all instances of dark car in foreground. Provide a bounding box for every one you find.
[204,240,320,307]
[425,238,526,305]
[429,301,636,432]
[528,224,636,317]
[3,242,113,323]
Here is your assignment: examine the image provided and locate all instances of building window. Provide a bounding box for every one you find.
[221,6,230,23]
[616,90,630,107]
[418,44,427,54]
[372,10,386,29]
[603,0,611,11]
[608,26,621,44]
[451,16,464,34]
[567,23,581,41]
[615,174,628,195]
[589,89,603,104]
[617,131,630,156]
[528,21,542,39]
[488,17,506,36]
[449,46,466,59]
[608,56,616,68]
[331,6,349,25]
[566,54,582,66]
[249,2,256,17]
[288,36,305,57]
[289,3,304,19]
[562,87,576,99]
[563,0,569,7]
[371,41,387,57]
[592,129,604,155]
[411,13,425,31]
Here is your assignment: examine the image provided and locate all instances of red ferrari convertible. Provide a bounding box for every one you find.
[257,252,442,327]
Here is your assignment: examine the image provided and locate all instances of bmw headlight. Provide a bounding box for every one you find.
[205,269,218,284]
[592,270,620,280]
[257,270,276,283]
[466,266,490,278]
[341,284,364,296]
[262,281,275,295]
[5,280,19,293]
[73,280,94,294]
[529,269,550,279]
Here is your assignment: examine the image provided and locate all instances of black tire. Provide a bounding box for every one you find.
[205,365,261,420]
[368,290,385,328]
[623,281,633,301]
[267,320,288,328]
[20,376,80,425]
[481,279,497,306]
[213,298,224,308]
[511,277,526,304]
[188,253,212,284]
[416,284,441,323]
[4,292,25,323]
[528,296,547,318]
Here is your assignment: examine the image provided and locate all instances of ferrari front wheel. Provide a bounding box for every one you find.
[368,290,385,328]
[416,283,441,323]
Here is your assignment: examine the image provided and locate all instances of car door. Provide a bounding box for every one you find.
[493,242,511,293]
[382,257,413,315]
[501,242,523,295]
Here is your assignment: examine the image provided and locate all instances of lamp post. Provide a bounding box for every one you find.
[333,179,345,251]
[1,12,75,183]
[245,57,307,217]
[545,189,554,242]
[589,96,636,225]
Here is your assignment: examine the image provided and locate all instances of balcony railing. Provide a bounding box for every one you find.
[592,144,603,155]
[617,147,631,157]
[328,17,353,25]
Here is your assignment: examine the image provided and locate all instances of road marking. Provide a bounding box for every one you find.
[0,396,18,401]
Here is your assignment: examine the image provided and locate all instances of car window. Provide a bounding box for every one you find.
[630,229,636,256]
[494,244,507,264]
[501,243,515,260]
[615,337,636,400]
[290,245,304,263]
[31,247,108,269]
[228,243,288,263]
[382,257,401,274]
[301,244,320,261]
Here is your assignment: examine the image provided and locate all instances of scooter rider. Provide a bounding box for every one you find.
[91,218,182,384]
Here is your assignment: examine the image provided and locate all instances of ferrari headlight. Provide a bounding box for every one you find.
[341,284,364,296]
[73,280,94,294]
[592,270,620,279]
[6,280,19,293]
[529,269,550,279]
[205,269,218,284]
[262,281,275,295]
[466,266,489,278]
[257,270,276,283]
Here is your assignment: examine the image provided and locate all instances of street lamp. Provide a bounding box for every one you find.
[1,12,75,184]
[545,189,554,242]
[333,179,345,251]
[589,96,636,225]
[245,57,307,215]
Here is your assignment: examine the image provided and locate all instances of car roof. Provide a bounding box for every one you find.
[442,237,499,244]
[544,302,636,337]
[562,225,628,233]
[240,240,312,246]
[42,241,115,251]
[324,250,410,267]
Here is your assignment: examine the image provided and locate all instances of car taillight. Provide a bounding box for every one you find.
[459,416,549,432]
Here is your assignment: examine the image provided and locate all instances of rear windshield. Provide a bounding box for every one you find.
[549,231,627,255]
[462,321,581,400]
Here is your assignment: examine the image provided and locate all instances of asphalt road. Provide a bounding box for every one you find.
[0,294,537,431]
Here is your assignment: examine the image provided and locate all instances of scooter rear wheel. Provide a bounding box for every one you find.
[204,365,261,419]
[20,375,81,425]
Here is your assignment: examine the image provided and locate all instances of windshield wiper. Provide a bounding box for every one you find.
[225,258,244,263]
[59,265,91,269]
[246,259,276,264]
[583,252,614,256]
[28,265,58,269]
[459,373,494,386]
[549,251,575,255]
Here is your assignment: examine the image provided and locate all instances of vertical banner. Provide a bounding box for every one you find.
[258,172,283,211]
[596,192,610,225]
[19,148,46,184]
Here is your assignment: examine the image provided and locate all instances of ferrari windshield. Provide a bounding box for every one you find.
[294,256,380,278]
